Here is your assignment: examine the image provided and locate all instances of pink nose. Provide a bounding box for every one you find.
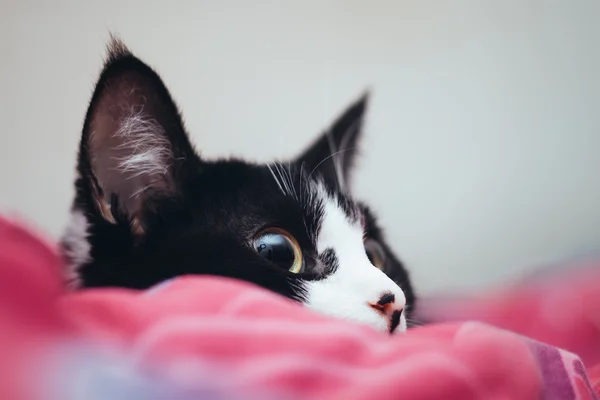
[368,292,404,333]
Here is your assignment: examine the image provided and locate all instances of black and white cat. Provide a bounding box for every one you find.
[61,38,415,334]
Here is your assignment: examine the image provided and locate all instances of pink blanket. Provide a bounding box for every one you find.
[0,216,598,400]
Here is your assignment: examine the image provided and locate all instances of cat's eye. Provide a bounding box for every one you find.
[364,238,386,270]
[253,228,304,273]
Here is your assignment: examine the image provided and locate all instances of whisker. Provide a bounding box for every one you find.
[337,118,361,175]
[299,161,306,202]
[406,319,424,328]
[276,162,292,198]
[287,162,298,200]
[325,128,345,191]
[403,303,424,328]
[307,148,356,184]
[274,162,287,195]
[267,164,285,195]
[270,162,297,199]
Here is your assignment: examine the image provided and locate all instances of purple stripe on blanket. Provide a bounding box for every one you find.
[528,340,576,400]
[573,359,600,400]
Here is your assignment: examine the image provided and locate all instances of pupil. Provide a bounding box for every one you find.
[256,234,295,268]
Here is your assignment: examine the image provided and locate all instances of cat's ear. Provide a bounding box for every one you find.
[295,92,369,191]
[77,37,198,234]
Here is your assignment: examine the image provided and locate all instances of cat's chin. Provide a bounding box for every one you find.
[355,311,407,335]
[350,311,407,335]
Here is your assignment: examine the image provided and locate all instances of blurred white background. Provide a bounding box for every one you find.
[1,1,599,295]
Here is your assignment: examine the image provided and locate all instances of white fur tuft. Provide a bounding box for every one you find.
[114,111,172,190]
[62,209,91,289]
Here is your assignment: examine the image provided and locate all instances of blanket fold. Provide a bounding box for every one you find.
[0,216,598,400]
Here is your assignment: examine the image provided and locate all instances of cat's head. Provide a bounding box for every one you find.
[62,38,415,333]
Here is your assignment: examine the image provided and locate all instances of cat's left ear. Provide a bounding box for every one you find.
[295,92,369,191]
[76,37,200,234]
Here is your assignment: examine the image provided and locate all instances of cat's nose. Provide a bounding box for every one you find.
[369,292,405,333]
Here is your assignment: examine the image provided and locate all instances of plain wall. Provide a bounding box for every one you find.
[1,0,599,295]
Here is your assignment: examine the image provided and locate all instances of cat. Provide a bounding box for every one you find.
[61,37,415,334]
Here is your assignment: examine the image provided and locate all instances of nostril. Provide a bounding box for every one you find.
[377,292,395,306]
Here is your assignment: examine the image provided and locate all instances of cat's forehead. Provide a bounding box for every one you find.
[190,160,362,244]
[260,162,363,242]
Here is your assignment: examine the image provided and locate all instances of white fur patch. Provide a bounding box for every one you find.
[304,185,407,333]
[114,111,172,188]
[62,209,91,289]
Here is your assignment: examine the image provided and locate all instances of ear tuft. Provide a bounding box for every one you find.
[105,34,133,64]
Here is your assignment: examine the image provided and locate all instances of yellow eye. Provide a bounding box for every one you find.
[364,238,386,270]
[253,228,304,273]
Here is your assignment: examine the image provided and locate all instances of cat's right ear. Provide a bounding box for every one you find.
[294,92,369,192]
[77,37,199,235]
